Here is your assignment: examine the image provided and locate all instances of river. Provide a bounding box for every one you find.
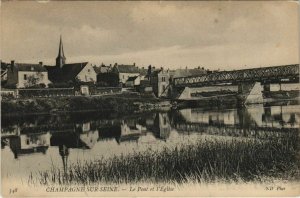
[1,103,300,185]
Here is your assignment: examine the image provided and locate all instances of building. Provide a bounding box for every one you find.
[1,61,8,82]
[125,75,144,87]
[150,68,171,97]
[139,79,153,93]
[6,61,51,88]
[111,63,140,85]
[93,64,111,74]
[45,36,97,83]
[56,35,66,68]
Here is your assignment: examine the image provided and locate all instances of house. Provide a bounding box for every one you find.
[125,75,144,87]
[111,63,140,85]
[139,79,153,93]
[6,61,51,88]
[45,36,97,83]
[150,68,170,97]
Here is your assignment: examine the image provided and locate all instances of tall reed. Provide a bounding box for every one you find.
[35,137,300,185]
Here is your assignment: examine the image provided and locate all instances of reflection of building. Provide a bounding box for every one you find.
[50,130,98,149]
[59,144,69,174]
[98,125,122,142]
[262,106,299,128]
[97,120,146,144]
[116,121,143,143]
[152,113,171,140]
[179,109,238,126]
[9,132,51,159]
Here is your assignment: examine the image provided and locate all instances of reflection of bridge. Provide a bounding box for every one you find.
[172,105,299,140]
[171,64,299,103]
[174,123,298,140]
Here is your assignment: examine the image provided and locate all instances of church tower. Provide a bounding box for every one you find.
[56,35,66,68]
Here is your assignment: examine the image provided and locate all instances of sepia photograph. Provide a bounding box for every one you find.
[1,0,300,197]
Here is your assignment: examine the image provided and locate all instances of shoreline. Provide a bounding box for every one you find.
[1,95,172,117]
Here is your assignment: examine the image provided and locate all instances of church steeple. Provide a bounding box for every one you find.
[56,35,66,68]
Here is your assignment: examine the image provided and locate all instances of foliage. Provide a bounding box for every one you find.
[34,138,300,185]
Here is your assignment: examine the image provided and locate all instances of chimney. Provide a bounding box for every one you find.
[133,62,136,66]
[39,61,43,66]
[10,60,15,71]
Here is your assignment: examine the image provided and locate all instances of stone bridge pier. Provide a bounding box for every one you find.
[237,82,264,105]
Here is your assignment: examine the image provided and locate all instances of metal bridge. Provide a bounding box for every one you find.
[173,64,299,88]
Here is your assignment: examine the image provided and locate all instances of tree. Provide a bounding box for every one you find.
[25,72,44,88]
[26,75,39,87]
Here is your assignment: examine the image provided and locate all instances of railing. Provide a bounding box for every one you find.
[90,87,122,95]
[173,64,299,87]
[17,88,75,98]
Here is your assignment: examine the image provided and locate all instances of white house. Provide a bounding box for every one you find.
[125,75,144,87]
[6,61,51,88]
[112,63,141,84]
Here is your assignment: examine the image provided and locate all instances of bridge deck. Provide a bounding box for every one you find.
[173,64,299,87]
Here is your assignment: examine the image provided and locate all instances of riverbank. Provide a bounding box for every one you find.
[1,93,171,116]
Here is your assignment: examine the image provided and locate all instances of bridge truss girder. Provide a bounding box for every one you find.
[173,64,299,88]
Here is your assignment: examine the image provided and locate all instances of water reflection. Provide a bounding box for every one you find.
[1,104,299,178]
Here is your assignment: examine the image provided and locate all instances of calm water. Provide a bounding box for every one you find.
[1,103,299,182]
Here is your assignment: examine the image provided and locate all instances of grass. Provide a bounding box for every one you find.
[33,137,300,185]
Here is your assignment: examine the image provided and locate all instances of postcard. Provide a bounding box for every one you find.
[1,1,299,197]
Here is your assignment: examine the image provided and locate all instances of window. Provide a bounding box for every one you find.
[24,74,27,80]
[162,77,166,82]
[123,75,125,79]
[88,69,90,72]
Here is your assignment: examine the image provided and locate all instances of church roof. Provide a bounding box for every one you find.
[45,62,89,82]
[61,62,89,81]
[57,35,66,59]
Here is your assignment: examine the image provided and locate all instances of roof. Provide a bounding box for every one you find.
[114,64,140,73]
[14,63,47,72]
[45,62,89,82]
[127,76,139,82]
[62,62,89,81]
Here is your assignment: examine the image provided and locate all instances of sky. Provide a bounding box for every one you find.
[1,1,299,70]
